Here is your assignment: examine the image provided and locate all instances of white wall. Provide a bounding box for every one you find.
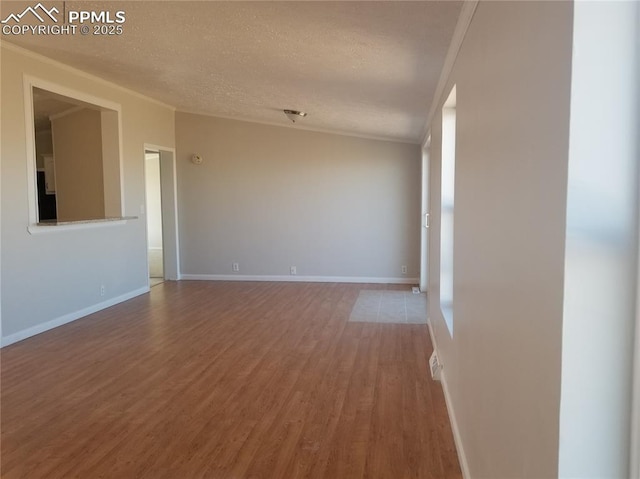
[427,2,573,477]
[176,112,421,281]
[1,44,175,343]
[558,2,640,477]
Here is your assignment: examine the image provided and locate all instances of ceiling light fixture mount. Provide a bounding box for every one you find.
[284,109,307,123]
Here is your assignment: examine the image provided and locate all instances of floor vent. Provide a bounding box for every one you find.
[429,351,442,381]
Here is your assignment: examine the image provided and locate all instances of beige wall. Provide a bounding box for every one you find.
[176,113,421,280]
[52,108,105,221]
[101,110,122,218]
[1,44,175,341]
[427,2,573,478]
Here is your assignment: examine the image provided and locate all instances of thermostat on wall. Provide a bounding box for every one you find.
[191,154,203,165]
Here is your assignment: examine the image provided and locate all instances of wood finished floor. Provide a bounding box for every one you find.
[1,281,461,479]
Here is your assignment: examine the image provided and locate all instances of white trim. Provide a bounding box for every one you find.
[420,139,431,292]
[427,319,470,479]
[144,143,175,153]
[439,369,471,479]
[177,109,420,145]
[168,149,181,280]
[26,75,122,114]
[23,75,38,223]
[27,218,132,235]
[23,74,125,225]
[143,145,152,288]
[180,274,419,284]
[0,286,149,347]
[143,144,181,283]
[117,108,126,212]
[2,42,176,111]
[420,1,478,145]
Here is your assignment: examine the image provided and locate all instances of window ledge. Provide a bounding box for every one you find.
[27,216,137,235]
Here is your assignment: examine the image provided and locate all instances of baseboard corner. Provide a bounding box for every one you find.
[1,286,149,347]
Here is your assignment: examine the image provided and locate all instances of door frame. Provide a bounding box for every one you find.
[143,144,180,283]
[420,133,431,293]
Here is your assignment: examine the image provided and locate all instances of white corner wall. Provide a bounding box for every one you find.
[1,45,175,344]
[176,113,421,282]
[558,2,640,477]
[427,2,573,478]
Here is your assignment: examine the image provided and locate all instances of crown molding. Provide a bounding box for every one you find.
[178,108,421,146]
[420,0,479,146]
[1,41,176,111]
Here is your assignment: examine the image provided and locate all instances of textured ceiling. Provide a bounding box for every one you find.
[3,1,463,142]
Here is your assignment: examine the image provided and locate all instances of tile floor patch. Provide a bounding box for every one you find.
[349,290,427,324]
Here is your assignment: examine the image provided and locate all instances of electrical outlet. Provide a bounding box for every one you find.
[401,265,408,275]
[290,266,297,275]
[232,262,240,272]
[100,285,106,296]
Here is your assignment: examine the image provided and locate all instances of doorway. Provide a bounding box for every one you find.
[144,145,180,287]
[145,150,164,286]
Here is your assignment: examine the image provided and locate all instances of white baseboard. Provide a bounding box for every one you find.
[1,286,150,347]
[439,370,471,479]
[180,274,419,284]
[427,319,470,479]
